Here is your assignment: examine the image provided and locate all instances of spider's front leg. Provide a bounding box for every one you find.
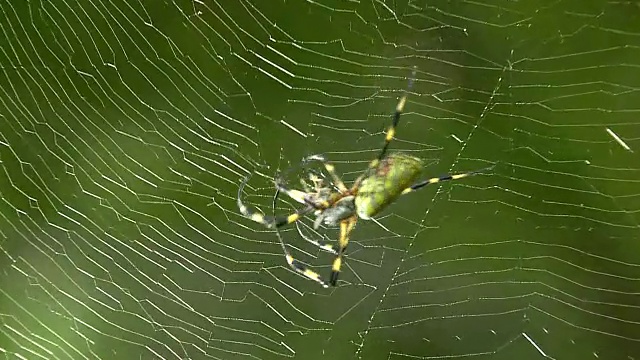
[237,173,312,229]
[286,154,349,194]
[238,173,334,288]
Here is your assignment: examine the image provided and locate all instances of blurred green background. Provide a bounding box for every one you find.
[1,0,639,359]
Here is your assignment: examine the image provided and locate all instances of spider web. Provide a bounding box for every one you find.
[1,0,639,359]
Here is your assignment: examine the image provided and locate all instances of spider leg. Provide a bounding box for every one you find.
[295,222,339,255]
[274,183,309,206]
[274,177,331,209]
[278,154,348,194]
[237,173,333,287]
[318,158,349,193]
[240,171,354,288]
[272,188,331,288]
[329,216,358,286]
[298,154,349,194]
[299,171,323,193]
[238,174,313,228]
[401,165,495,195]
[351,67,417,191]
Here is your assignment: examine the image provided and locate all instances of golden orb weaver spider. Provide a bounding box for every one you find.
[237,68,494,288]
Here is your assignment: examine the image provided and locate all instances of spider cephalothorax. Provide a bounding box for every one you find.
[238,68,493,287]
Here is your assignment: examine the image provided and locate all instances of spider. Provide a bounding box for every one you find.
[237,68,493,287]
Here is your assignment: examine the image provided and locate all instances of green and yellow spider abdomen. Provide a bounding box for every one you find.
[355,152,423,219]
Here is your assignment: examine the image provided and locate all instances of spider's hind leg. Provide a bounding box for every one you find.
[401,165,495,195]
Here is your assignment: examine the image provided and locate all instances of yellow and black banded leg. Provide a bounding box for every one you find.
[280,154,348,194]
[237,176,330,287]
[329,216,357,286]
[275,157,341,208]
[352,67,417,191]
[284,254,330,288]
[274,179,332,210]
[238,174,311,228]
[322,161,348,194]
[401,165,495,195]
[295,223,339,255]
[238,194,308,228]
[300,170,324,192]
[273,157,318,205]
[271,187,331,288]
[274,182,310,206]
[276,226,331,287]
